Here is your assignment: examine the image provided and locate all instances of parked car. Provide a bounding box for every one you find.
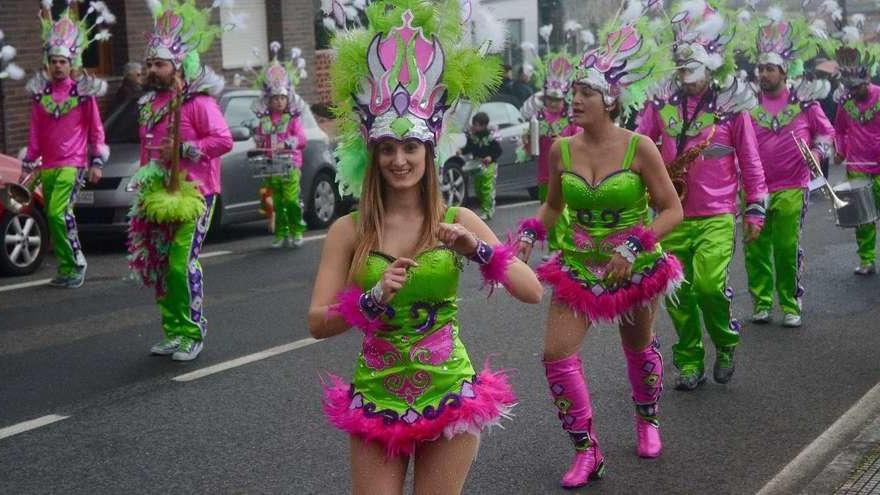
[75,89,344,233]
[0,154,47,276]
[436,101,538,206]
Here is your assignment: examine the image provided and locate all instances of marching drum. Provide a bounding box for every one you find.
[831,179,879,227]
[247,149,293,179]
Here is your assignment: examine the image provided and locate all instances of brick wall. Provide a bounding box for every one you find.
[313,49,333,106]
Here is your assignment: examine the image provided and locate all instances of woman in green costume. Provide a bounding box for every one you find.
[307,1,542,493]
[516,9,684,489]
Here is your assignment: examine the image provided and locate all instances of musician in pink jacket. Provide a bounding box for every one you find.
[636,1,768,391]
[832,44,880,276]
[742,14,835,328]
[252,43,308,248]
[128,1,232,362]
[22,4,113,288]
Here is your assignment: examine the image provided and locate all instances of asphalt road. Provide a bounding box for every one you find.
[1,192,879,494]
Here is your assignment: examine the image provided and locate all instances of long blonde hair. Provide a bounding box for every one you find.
[348,143,445,281]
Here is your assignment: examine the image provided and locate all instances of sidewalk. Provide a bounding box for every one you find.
[805,414,880,494]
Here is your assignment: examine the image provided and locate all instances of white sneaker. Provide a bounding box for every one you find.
[290,235,304,247]
[782,314,802,327]
[172,337,203,361]
[751,309,771,324]
[150,336,181,355]
[271,238,285,249]
[854,264,876,276]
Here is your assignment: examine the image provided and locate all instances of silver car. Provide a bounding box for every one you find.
[437,101,538,206]
[75,89,343,232]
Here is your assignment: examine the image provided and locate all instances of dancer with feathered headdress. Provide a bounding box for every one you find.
[308,1,543,491]
[22,0,114,288]
[128,0,234,362]
[515,1,683,488]
[636,0,769,391]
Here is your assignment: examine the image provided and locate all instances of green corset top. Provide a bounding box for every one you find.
[349,207,476,416]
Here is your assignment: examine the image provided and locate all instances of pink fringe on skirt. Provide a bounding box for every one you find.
[536,252,684,324]
[321,364,517,458]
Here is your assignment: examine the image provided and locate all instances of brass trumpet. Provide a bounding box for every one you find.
[790,132,848,209]
[0,171,36,214]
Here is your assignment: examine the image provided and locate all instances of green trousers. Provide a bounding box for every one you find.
[744,188,807,315]
[265,168,306,240]
[474,162,497,219]
[38,167,86,276]
[158,196,215,341]
[663,214,740,373]
[846,171,880,265]
[537,183,570,252]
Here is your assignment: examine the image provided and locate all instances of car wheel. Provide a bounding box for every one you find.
[0,209,47,276]
[307,170,339,230]
[440,162,467,206]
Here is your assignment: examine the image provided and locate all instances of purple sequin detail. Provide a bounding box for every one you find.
[187,195,214,338]
[409,301,448,333]
[392,90,410,116]
[348,376,477,425]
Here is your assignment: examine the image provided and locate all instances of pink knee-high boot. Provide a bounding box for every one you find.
[544,354,606,489]
[623,337,664,458]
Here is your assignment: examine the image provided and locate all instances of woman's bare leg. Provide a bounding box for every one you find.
[350,436,408,495]
[411,433,480,495]
[543,301,590,361]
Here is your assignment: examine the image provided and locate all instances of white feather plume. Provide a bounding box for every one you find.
[563,20,582,32]
[580,29,595,46]
[766,6,783,22]
[539,24,553,43]
[620,0,644,24]
[298,69,307,79]
[269,41,281,54]
[468,3,508,53]
[41,0,53,11]
[520,42,540,65]
[1,45,16,62]
[841,25,861,44]
[290,47,301,59]
[695,13,724,40]
[737,10,752,23]
[296,58,306,69]
[145,0,162,16]
[4,63,24,80]
[93,29,111,41]
[851,13,866,29]
[212,0,235,8]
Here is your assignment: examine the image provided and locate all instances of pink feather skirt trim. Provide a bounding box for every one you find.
[536,252,685,324]
[321,365,516,458]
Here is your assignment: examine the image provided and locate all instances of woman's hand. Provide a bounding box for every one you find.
[438,222,479,257]
[379,257,418,304]
[604,252,633,286]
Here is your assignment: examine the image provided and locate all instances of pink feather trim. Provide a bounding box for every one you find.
[479,242,516,290]
[628,226,658,251]
[329,285,387,335]
[536,253,685,324]
[321,364,517,458]
[518,217,548,242]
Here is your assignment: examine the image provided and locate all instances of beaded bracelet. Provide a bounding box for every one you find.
[358,282,389,320]
[469,239,495,265]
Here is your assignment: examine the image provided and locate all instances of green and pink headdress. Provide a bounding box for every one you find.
[329,0,502,198]
[738,6,827,79]
[255,42,306,98]
[574,1,670,119]
[665,0,735,83]
[144,0,241,81]
[40,0,115,69]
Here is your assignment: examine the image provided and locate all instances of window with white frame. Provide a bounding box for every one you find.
[220,0,268,69]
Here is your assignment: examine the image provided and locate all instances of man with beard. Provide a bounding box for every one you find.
[128,0,232,361]
[22,3,113,288]
[833,41,880,276]
[637,0,767,391]
[742,11,835,328]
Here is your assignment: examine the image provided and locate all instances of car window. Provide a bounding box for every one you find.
[224,96,257,128]
[479,102,513,128]
[104,99,139,144]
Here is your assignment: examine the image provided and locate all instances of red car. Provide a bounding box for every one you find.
[0,153,47,276]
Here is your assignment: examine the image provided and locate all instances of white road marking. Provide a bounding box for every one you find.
[201,250,233,259]
[496,200,539,210]
[757,380,880,494]
[172,337,321,382]
[0,278,51,293]
[0,414,70,441]
[301,233,327,243]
